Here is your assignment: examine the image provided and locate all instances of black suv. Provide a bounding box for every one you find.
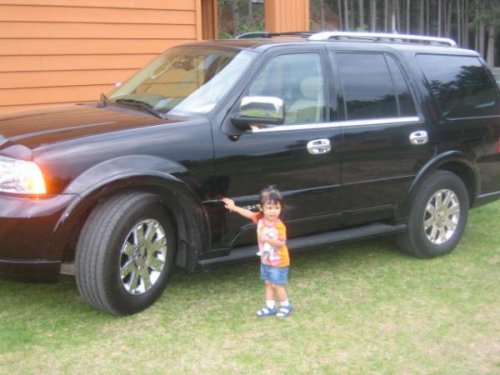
[1,32,499,315]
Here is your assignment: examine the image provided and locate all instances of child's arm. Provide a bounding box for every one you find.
[260,224,286,247]
[222,198,256,220]
[259,234,286,248]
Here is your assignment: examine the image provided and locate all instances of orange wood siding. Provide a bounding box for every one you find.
[265,0,310,33]
[0,0,203,113]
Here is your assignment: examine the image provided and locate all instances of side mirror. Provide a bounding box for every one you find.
[231,96,285,130]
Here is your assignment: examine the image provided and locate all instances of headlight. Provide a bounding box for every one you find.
[0,156,47,194]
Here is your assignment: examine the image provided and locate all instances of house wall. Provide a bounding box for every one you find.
[0,0,203,113]
[265,0,309,33]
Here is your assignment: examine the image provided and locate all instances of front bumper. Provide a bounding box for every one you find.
[0,193,77,281]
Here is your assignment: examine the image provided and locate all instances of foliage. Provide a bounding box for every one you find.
[218,0,264,38]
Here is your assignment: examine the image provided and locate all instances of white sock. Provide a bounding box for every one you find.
[266,300,275,309]
[280,300,290,307]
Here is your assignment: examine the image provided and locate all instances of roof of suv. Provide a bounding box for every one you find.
[195,31,478,56]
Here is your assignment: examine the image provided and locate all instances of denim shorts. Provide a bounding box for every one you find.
[260,264,289,285]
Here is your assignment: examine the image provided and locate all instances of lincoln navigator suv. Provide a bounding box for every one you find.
[1,31,499,315]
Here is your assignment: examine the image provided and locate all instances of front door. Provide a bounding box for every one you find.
[213,49,342,247]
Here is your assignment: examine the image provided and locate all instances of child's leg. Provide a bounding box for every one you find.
[273,284,288,304]
[265,281,275,303]
[272,283,292,318]
[256,281,277,317]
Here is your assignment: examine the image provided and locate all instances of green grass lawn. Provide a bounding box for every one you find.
[1,201,499,375]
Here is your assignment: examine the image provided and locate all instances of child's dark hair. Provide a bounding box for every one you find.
[259,185,284,217]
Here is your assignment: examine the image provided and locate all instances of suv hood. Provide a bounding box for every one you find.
[0,104,173,150]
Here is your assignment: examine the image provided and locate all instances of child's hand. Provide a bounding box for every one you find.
[259,233,269,242]
[222,197,235,211]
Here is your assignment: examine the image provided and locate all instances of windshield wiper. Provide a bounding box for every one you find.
[114,98,163,119]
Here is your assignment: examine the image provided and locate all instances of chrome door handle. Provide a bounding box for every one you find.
[307,139,331,155]
[409,131,428,145]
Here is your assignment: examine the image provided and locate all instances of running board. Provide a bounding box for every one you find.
[197,223,406,268]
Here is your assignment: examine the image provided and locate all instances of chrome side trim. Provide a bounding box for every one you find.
[251,116,421,133]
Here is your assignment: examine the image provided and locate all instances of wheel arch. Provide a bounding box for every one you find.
[52,157,210,272]
[404,151,479,215]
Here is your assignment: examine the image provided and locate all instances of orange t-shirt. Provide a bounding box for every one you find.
[252,213,289,267]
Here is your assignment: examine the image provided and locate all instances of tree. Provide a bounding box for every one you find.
[218,0,500,66]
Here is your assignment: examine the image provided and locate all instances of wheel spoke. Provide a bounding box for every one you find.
[143,223,154,242]
[120,260,136,278]
[130,271,142,293]
[425,201,436,216]
[444,217,457,232]
[442,191,452,207]
[434,193,443,209]
[122,242,135,257]
[424,216,435,230]
[140,269,152,291]
[149,257,165,272]
[135,223,146,244]
[438,227,448,243]
[148,237,166,254]
[446,204,460,217]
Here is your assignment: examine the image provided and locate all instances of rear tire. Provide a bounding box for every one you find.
[75,192,176,315]
[398,171,469,258]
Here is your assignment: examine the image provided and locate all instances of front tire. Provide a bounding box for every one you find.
[398,171,469,258]
[75,192,176,315]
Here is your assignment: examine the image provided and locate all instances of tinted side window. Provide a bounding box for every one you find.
[336,52,398,120]
[386,55,417,117]
[417,54,499,118]
[248,53,326,124]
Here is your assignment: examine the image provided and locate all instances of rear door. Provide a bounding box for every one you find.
[328,49,435,225]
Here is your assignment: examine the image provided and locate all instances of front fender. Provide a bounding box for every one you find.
[50,155,209,270]
[63,155,188,196]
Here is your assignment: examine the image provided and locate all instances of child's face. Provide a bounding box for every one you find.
[261,200,281,221]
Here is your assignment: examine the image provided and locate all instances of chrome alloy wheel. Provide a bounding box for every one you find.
[423,189,460,245]
[119,219,167,295]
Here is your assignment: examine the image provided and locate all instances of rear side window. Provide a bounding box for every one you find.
[334,52,417,121]
[417,54,499,118]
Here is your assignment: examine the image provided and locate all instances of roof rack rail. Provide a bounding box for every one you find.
[308,31,457,47]
[235,31,312,39]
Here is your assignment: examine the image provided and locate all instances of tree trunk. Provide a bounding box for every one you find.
[445,0,452,37]
[406,0,411,34]
[463,0,469,47]
[232,0,240,35]
[384,0,389,32]
[426,0,430,35]
[477,0,486,57]
[486,26,495,67]
[370,0,376,31]
[437,0,442,36]
[419,0,424,34]
[344,0,350,30]
[320,0,325,30]
[359,0,365,30]
[338,0,343,30]
[392,0,398,33]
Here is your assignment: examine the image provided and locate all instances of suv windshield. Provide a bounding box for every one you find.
[108,46,255,116]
